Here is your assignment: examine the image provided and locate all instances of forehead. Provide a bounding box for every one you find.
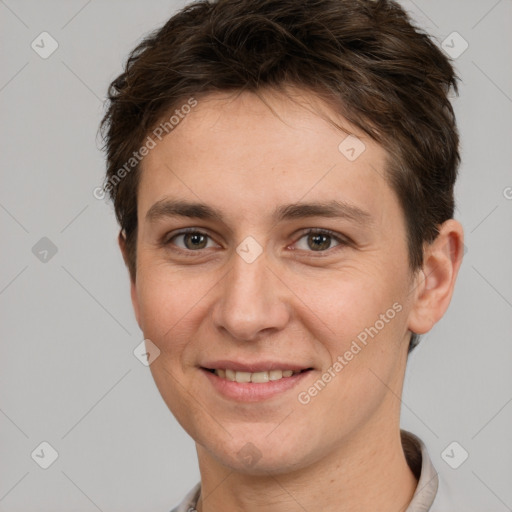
[137,89,396,225]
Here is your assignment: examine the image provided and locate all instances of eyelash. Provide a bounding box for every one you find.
[161,227,350,257]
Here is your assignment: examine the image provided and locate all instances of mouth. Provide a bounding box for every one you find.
[200,364,314,402]
[202,367,312,383]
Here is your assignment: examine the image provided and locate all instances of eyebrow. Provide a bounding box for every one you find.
[145,198,372,225]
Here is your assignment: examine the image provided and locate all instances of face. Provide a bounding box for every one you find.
[129,89,422,474]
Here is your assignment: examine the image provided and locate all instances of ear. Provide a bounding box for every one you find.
[118,231,141,329]
[407,219,464,335]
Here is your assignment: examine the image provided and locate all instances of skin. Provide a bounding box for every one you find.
[119,88,464,512]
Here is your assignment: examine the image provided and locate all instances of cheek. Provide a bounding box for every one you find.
[291,266,410,409]
[135,261,187,342]
[291,278,408,441]
[135,260,219,360]
[294,262,408,348]
[134,265,211,422]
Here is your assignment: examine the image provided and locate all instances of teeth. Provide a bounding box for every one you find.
[269,370,283,381]
[235,371,251,383]
[213,368,302,383]
[251,371,269,383]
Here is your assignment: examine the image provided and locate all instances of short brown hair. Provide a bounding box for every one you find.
[100,0,460,349]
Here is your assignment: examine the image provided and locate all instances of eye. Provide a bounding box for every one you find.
[164,229,219,251]
[292,229,348,253]
[162,227,349,255]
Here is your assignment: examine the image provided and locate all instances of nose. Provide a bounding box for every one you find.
[211,248,291,342]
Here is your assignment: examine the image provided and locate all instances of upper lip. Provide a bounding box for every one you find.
[201,360,312,373]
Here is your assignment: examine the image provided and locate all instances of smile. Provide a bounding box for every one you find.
[207,368,307,383]
[201,366,313,401]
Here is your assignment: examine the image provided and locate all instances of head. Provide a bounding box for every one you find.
[100,0,463,474]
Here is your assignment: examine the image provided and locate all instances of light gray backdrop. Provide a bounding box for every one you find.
[1,0,511,511]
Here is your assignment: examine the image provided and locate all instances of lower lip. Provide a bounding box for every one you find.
[201,369,312,402]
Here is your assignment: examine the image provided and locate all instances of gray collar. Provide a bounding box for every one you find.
[402,430,439,511]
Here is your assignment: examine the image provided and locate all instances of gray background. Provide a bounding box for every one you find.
[1,0,511,510]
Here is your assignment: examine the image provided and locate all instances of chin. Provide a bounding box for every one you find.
[198,428,317,476]
[216,448,308,476]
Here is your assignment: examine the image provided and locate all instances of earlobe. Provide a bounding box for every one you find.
[407,219,464,335]
[118,231,142,329]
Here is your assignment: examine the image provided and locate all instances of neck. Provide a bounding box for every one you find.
[195,423,417,512]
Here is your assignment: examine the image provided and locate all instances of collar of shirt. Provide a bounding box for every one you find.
[170,430,444,512]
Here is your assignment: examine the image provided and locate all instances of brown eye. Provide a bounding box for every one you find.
[306,233,332,251]
[293,229,347,253]
[166,230,218,251]
[182,232,208,250]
